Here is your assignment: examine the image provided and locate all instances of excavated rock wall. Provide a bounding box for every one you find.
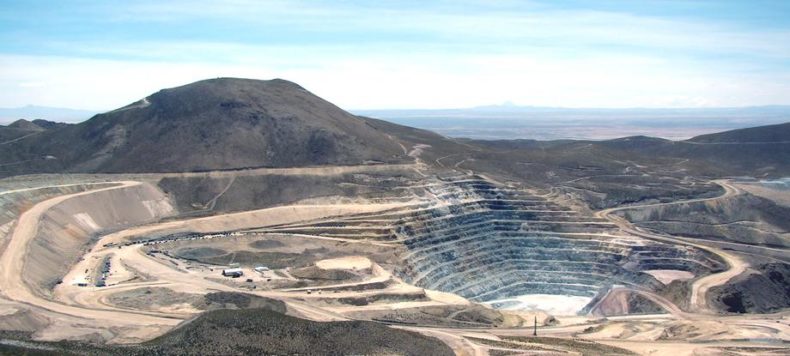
[392,178,723,308]
[223,175,725,314]
[617,193,790,247]
[26,183,176,297]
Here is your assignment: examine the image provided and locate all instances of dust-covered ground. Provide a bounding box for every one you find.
[1,160,788,356]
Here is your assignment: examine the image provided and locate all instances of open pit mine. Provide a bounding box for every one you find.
[0,78,788,355]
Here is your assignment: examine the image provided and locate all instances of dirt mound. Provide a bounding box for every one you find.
[107,288,202,312]
[197,292,286,312]
[334,291,429,306]
[590,289,667,316]
[0,308,453,355]
[351,304,538,328]
[709,263,790,313]
[198,250,307,268]
[248,239,285,249]
[138,308,452,355]
[290,266,360,281]
[173,247,227,260]
[0,307,50,333]
[497,336,637,355]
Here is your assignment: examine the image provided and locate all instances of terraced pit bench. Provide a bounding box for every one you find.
[250,176,726,315]
[389,178,725,313]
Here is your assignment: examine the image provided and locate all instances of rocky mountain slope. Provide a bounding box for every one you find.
[688,122,790,143]
[0,119,51,143]
[2,78,788,182]
[0,78,411,175]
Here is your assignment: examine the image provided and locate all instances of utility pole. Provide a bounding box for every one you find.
[533,316,537,336]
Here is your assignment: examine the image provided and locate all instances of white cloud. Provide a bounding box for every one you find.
[2,51,789,111]
[2,2,789,110]
[18,81,45,88]
[92,2,790,59]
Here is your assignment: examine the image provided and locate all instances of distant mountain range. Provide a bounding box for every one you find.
[355,105,790,121]
[5,102,789,141]
[1,78,788,178]
[0,105,98,124]
[355,105,790,140]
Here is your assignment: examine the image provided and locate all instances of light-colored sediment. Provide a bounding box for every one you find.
[0,174,787,355]
[0,181,181,342]
[483,294,593,315]
[644,270,695,284]
[315,256,373,270]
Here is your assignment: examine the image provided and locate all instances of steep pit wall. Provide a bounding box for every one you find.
[617,193,790,247]
[157,167,423,214]
[390,178,724,311]
[205,175,726,315]
[1,184,116,225]
[0,183,116,253]
[25,183,176,297]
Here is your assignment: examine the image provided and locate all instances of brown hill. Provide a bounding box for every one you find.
[689,122,790,143]
[1,78,788,179]
[0,78,410,175]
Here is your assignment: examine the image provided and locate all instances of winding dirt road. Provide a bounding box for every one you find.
[0,181,181,337]
[2,175,786,354]
[595,180,749,313]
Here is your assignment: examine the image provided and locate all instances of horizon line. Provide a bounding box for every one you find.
[4,103,790,116]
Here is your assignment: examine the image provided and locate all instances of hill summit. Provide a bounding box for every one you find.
[1,78,410,174]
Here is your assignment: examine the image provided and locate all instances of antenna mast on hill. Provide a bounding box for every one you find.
[533,316,537,336]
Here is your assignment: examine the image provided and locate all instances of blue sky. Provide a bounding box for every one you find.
[1,0,789,110]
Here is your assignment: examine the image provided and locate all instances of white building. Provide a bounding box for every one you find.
[222,267,244,277]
